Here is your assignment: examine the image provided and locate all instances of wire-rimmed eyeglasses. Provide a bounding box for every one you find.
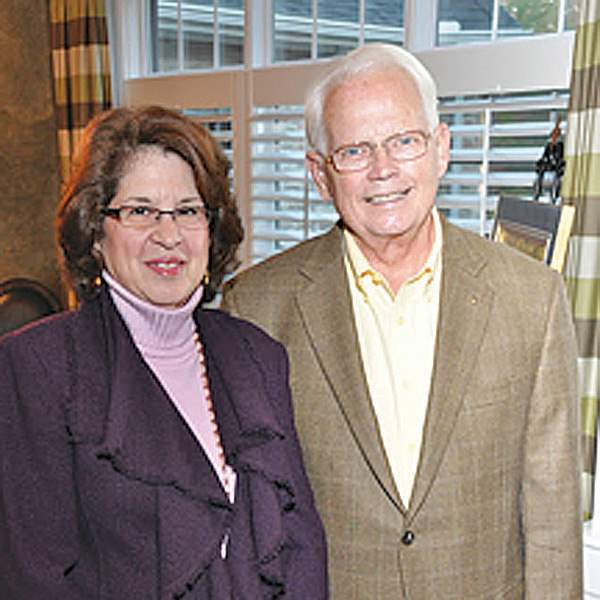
[324,130,431,173]
[101,204,215,230]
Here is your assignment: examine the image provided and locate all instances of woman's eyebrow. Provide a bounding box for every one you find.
[121,196,203,205]
[177,196,204,205]
[123,196,152,204]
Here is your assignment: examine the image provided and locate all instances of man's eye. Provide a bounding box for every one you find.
[391,134,421,148]
[394,135,417,147]
[339,145,366,159]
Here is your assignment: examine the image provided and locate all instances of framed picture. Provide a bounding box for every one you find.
[491,196,575,272]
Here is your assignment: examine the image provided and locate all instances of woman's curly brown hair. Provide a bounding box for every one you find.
[56,105,243,304]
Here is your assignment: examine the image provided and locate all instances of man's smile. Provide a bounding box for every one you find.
[364,188,412,204]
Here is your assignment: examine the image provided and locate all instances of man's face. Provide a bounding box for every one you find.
[309,68,450,255]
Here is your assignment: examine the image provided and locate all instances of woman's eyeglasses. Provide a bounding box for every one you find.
[101,204,214,230]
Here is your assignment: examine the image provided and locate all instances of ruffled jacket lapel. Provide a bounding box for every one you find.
[67,290,302,598]
[67,290,233,597]
[196,310,299,596]
[78,290,227,506]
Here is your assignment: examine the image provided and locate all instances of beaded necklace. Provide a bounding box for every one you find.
[194,332,235,503]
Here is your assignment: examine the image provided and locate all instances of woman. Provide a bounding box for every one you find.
[0,106,327,599]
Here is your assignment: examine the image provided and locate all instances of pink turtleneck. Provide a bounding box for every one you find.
[104,271,236,502]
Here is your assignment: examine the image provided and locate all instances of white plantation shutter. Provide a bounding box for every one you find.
[118,4,574,267]
[182,108,234,306]
[184,107,234,162]
[250,104,337,264]
[438,89,569,235]
[245,90,569,262]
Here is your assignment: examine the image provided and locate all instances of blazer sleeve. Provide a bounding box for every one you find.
[0,335,82,599]
[522,272,582,598]
[249,334,329,599]
[220,281,240,317]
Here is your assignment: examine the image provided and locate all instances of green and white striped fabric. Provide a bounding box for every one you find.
[562,0,600,521]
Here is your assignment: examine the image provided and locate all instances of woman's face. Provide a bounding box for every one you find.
[96,146,210,309]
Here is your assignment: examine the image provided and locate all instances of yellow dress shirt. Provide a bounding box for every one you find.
[344,209,442,506]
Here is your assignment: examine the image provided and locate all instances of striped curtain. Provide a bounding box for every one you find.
[49,0,112,184]
[562,0,600,521]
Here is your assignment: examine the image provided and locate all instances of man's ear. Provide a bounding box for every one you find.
[434,122,451,179]
[306,151,334,202]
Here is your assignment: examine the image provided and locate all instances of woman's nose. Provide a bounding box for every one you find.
[150,213,183,246]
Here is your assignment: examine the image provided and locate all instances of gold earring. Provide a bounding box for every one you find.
[94,276,102,287]
[202,273,210,285]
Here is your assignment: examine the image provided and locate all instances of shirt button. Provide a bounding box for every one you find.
[397,315,405,326]
[402,530,415,546]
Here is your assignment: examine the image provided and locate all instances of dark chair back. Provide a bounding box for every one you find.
[0,278,62,336]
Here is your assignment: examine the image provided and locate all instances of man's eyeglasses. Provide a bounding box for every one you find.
[101,204,214,230]
[324,130,431,173]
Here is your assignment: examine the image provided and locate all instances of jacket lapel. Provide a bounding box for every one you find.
[408,221,495,518]
[195,311,287,462]
[294,225,402,509]
[87,291,229,506]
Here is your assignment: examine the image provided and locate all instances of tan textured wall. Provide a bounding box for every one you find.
[0,1,62,301]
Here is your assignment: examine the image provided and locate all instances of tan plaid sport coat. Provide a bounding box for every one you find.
[222,219,582,599]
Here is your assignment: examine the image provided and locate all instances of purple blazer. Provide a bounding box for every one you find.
[0,289,328,599]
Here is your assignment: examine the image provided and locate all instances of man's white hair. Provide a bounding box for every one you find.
[305,43,440,155]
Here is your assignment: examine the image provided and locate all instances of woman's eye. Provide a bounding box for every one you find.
[177,206,200,217]
[129,206,151,216]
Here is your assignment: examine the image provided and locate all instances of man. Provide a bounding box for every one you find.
[222,43,582,599]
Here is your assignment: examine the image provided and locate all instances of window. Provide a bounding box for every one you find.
[183,107,233,158]
[271,0,406,62]
[150,0,244,71]
[250,105,337,263]
[247,90,568,264]
[437,0,580,46]
[438,90,569,235]
[115,1,575,267]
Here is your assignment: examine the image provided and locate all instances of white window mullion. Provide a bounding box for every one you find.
[480,108,492,236]
[405,0,437,51]
[491,0,500,41]
[303,167,310,240]
[248,0,270,67]
[311,0,318,59]
[214,0,220,67]
[557,0,567,33]
[233,71,252,265]
[358,0,366,47]
[177,0,183,71]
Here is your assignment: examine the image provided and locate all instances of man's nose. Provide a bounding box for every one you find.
[367,145,398,179]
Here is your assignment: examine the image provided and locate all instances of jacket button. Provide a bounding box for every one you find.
[402,530,415,545]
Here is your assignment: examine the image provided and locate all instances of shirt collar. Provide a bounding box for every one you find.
[344,207,443,297]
